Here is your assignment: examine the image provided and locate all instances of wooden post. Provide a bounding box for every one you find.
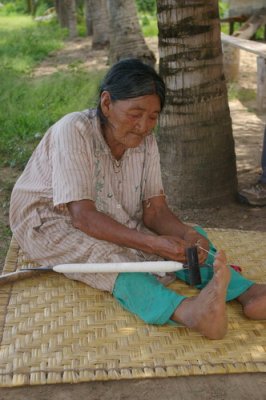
[257,56,266,112]
[222,43,240,81]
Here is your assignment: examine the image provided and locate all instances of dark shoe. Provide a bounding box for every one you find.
[238,183,266,206]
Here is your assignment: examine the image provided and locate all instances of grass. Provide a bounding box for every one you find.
[140,14,158,37]
[0,15,105,169]
[0,69,105,168]
[228,84,257,103]
[0,223,11,270]
[0,16,67,73]
[0,176,13,270]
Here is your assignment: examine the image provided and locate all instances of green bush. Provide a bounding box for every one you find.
[0,2,17,15]
[219,1,229,18]
[136,0,156,15]
[35,3,51,17]
[0,0,27,14]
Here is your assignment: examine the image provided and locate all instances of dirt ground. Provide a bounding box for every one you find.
[0,37,266,399]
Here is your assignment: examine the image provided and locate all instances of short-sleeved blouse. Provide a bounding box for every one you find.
[10,109,164,248]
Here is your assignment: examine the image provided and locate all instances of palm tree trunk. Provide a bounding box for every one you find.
[157,0,237,208]
[56,0,77,38]
[55,0,68,28]
[66,0,77,38]
[84,0,93,36]
[109,0,156,66]
[90,0,110,49]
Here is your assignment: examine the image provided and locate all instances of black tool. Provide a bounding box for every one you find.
[185,246,202,286]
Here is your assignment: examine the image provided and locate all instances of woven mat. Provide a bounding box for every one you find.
[0,229,266,387]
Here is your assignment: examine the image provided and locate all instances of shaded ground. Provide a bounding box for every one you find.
[0,37,266,399]
[1,373,266,400]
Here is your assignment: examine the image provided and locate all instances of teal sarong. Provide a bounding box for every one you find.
[113,227,254,325]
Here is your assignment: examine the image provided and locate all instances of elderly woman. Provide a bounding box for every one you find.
[10,59,266,339]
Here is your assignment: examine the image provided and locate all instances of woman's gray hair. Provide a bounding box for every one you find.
[97,58,166,124]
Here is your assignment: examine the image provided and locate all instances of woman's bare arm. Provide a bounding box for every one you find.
[67,199,187,262]
[143,196,209,263]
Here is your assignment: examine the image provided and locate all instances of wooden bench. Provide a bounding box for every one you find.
[221,32,266,112]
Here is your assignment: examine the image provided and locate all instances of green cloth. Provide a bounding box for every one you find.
[113,227,254,325]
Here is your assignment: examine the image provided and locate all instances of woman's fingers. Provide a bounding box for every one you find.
[214,249,227,267]
[155,236,187,262]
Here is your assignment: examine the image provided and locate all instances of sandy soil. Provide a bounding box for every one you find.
[0,37,266,399]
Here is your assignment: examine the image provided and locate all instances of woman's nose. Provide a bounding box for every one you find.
[135,116,153,134]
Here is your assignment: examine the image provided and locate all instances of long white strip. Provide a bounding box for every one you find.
[53,261,184,274]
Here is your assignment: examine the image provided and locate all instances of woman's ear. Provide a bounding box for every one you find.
[100,91,112,117]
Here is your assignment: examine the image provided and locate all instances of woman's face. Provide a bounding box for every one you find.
[101,92,161,149]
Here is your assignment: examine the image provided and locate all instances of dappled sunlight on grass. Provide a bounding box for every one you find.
[0,15,66,73]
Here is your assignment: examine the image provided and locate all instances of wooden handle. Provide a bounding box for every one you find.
[0,270,42,286]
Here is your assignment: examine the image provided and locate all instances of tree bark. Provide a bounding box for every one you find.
[90,0,110,49]
[55,0,77,38]
[66,0,78,38]
[55,0,68,28]
[84,0,93,36]
[26,0,35,15]
[108,0,156,66]
[157,0,237,208]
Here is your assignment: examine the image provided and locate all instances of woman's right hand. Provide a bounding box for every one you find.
[153,235,187,263]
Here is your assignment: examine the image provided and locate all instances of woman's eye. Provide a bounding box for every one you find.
[129,114,142,118]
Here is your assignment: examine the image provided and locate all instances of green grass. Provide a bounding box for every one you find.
[0,223,11,270]
[140,14,158,37]
[0,15,106,169]
[227,83,256,102]
[0,16,67,73]
[0,177,13,270]
[0,70,105,168]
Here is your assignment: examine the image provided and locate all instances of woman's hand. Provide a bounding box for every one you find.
[182,228,210,265]
[153,234,209,265]
[153,235,187,263]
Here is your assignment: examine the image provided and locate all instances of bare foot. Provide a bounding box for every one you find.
[237,284,266,320]
[171,250,231,339]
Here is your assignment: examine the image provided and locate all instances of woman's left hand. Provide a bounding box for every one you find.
[183,229,210,264]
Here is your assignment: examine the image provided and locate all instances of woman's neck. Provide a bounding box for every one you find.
[101,125,126,160]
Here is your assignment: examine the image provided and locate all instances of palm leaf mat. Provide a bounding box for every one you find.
[0,229,266,387]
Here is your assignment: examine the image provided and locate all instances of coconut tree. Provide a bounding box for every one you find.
[108,0,156,66]
[55,0,77,38]
[84,0,93,36]
[89,0,110,49]
[156,0,237,208]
